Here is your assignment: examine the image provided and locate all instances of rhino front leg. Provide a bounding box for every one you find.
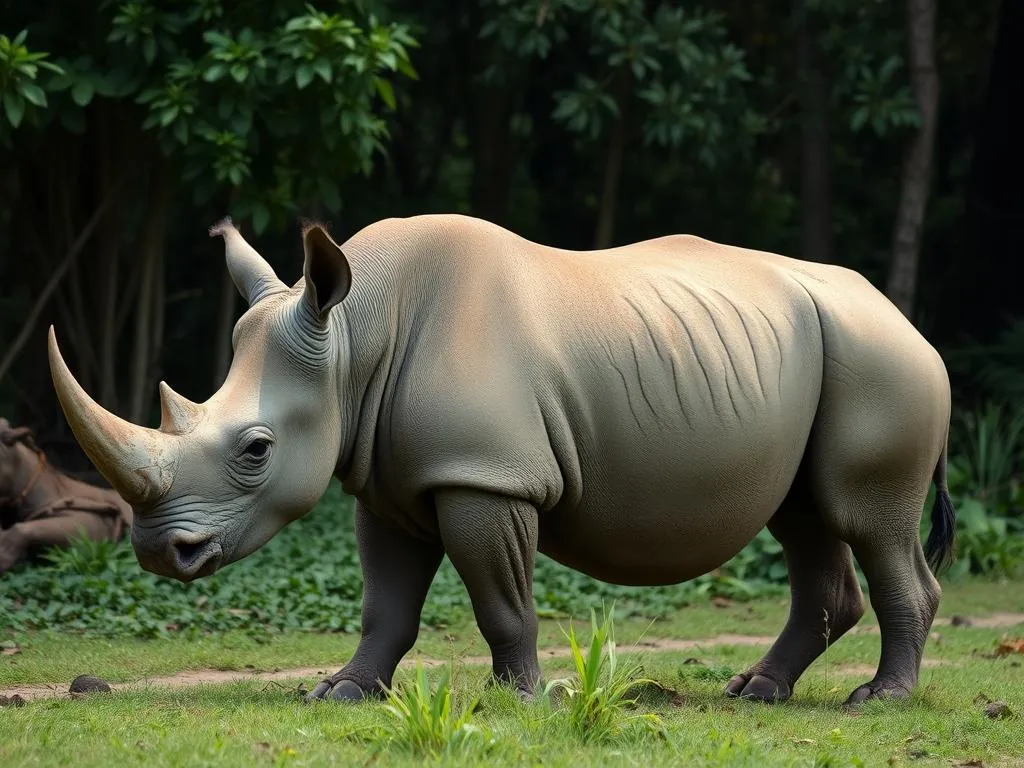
[435,489,541,698]
[305,501,443,703]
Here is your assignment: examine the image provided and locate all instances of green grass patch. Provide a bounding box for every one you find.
[1,598,1022,768]
[3,578,1022,687]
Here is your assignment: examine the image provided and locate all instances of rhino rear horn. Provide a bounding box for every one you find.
[158,382,204,435]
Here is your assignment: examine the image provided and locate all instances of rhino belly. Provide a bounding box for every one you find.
[537,370,817,586]
[538,447,798,586]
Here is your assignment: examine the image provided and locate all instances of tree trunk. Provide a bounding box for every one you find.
[594,68,632,250]
[95,107,122,410]
[796,0,833,263]
[149,226,166,405]
[128,162,171,425]
[885,0,940,319]
[0,200,113,384]
[57,169,98,393]
[213,263,238,389]
[942,0,1023,345]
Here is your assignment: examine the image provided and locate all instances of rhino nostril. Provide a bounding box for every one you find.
[172,536,215,570]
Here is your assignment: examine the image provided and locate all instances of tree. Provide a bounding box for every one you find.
[483,0,758,248]
[886,0,940,318]
[0,1,417,423]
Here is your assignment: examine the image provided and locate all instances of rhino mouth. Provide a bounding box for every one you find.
[131,525,224,582]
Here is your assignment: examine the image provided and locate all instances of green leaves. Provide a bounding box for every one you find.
[85,2,418,226]
[485,1,755,165]
[2,92,23,128]
[541,606,664,743]
[380,665,489,758]
[0,29,64,129]
[552,76,619,140]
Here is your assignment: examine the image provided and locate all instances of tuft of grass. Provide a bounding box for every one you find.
[378,663,490,758]
[542,605,664,743]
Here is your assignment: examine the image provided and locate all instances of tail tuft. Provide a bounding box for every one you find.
[924,486,957,572]
[924,442,957,573]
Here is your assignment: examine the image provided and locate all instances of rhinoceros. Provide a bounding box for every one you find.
[47,214,955,707]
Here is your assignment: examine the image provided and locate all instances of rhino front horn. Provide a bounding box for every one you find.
[47,326,176,506]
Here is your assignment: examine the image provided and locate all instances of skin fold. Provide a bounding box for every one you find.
[47,213,955,708]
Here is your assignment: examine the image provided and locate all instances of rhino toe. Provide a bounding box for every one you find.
[724,673,791,703]
[329,679,367,702]
[843,680,911,708]
[303,675,379,704]
[303,680,334,703]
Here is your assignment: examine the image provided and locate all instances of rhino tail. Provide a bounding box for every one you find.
[923,438,957,574]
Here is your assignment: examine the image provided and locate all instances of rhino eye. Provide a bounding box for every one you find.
[244,439,271,460]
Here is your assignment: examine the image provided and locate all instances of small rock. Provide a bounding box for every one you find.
[69,675,111,695]
[951,615,973,628]
[0,641,20,656]
[983,700,1011,719]
[0,694,26,707]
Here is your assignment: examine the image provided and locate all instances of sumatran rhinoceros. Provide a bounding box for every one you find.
[46,214,956,707]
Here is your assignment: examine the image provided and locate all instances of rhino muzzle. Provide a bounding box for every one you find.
[47,326,203,506]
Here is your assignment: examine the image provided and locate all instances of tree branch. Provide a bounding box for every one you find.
[0,191,120,384]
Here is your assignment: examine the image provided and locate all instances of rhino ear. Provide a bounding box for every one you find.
[301,223,351,322]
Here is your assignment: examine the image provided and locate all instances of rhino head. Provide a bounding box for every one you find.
[48,219,353,582]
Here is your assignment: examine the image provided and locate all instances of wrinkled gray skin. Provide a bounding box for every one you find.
[48,214,956,708]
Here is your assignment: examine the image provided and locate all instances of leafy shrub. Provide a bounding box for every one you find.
[378,664,490,758]
[946,317,1024,404]
[541,606,663,743]
[932,399,1024,578]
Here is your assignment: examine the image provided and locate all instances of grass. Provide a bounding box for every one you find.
[540,606,663,743]
[3,478,1023,765]
[2,578,1021,686]
[2,581,1022,767]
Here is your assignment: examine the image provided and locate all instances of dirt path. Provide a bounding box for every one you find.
[6,615,1003,704]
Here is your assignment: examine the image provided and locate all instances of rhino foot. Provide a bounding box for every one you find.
[724,672,792,703]
[304,676,381,704]
[843,680,911,708]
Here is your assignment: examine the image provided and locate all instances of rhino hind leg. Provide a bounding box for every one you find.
[725,482,866,703]
[842,535,940,706]
[803,387,945,706]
